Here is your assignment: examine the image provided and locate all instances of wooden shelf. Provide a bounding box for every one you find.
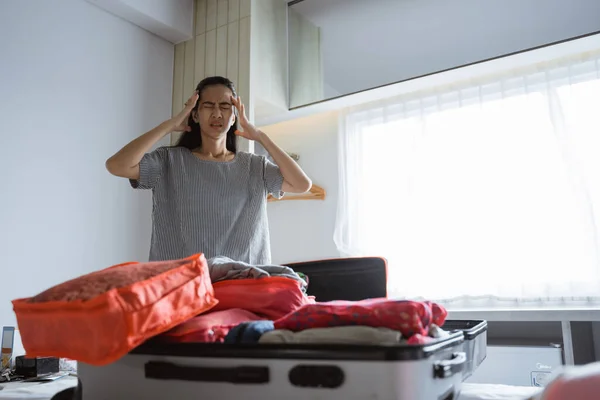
[268,184,326,202]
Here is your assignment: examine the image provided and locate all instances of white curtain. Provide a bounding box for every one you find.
[334,51,600,307]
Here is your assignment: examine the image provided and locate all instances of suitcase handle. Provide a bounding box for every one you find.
[144,361,269,384]
[433,352,466,379]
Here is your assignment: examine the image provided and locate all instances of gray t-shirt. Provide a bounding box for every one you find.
[130,146,284,264]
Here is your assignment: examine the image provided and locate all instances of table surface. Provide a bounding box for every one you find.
[0,376,77,400]
[447,306,600,322]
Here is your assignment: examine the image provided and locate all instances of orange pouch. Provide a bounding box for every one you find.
[210,277,314,321]
[12,253,218,366]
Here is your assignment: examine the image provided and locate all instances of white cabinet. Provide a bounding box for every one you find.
[467,345,564,387]
[171,0,293,146]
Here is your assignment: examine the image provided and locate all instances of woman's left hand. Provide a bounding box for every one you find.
[231,95,263,142]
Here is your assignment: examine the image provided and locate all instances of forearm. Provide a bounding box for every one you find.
[106,120,173,176]
[257,131,312,193]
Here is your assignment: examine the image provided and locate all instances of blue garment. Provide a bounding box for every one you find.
[224,321,274,344]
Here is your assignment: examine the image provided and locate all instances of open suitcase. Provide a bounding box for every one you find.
[78,257,487,399]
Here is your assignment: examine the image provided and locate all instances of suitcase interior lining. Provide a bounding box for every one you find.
[286,257,388,302]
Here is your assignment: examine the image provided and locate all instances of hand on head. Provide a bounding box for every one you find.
[172,91,199,133]
[231,95,260,141]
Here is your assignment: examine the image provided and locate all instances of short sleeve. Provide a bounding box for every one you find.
[262,156,284,199]
[129,147,169,190]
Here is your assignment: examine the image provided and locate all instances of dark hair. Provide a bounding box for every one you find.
[175,76,238,153]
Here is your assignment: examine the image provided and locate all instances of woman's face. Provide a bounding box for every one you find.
[193,84,236,138]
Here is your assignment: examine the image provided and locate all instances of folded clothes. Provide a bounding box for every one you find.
[208,256,307,288]
[429,324,450,339]
[162,308,263,343]
[161,274,314,343]
[274,298,448,338]
[210,276,315,320]
[259,326,402,345]
[401,324,451,345]
[224,321,274,344]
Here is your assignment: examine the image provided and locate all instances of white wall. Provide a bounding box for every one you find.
[292,0,600,98]
[262,112,339,263]
[0,0,174,327]
[85,0,195,43]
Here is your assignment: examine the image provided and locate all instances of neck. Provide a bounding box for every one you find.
[198,133,229,157]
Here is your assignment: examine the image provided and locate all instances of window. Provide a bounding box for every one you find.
[335,52,600,307]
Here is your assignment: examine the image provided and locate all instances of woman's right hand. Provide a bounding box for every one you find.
[170,91,199,132]
[106,92,200,180]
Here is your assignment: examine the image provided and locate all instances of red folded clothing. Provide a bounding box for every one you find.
[162,276,314,343]
[273,298,447,338]
[209,276,315,320]
[162,308,262,343]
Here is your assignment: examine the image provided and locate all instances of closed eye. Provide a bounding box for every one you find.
[201,102,232,111]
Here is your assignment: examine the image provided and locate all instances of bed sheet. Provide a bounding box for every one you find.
[459,383,541,400]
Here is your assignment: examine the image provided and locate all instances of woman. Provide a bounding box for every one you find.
[106,76,312,264]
